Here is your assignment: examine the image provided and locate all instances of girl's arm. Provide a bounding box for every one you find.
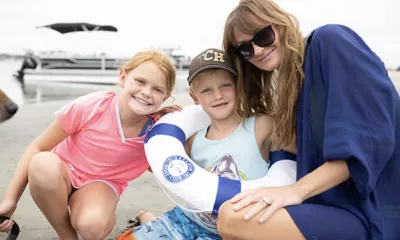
[4,120,70,202]
[155,105,183,119]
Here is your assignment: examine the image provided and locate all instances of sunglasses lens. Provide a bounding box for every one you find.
[233,25,275,60]
[253,25,275,47]
[234,43,254,60]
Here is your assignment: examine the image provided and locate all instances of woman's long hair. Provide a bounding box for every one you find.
[223,0,305,149]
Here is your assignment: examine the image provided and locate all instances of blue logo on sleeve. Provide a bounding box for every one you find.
[163,155,195,183]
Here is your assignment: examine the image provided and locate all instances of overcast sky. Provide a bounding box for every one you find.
[0,0,398,67]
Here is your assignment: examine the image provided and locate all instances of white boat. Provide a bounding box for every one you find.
[14,23,191,102]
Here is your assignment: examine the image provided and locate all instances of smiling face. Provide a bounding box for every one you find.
[119,61,168,116]
[233,21,281,71]
[190,69,237,121]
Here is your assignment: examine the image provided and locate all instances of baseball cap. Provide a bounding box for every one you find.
[187,48,237,85]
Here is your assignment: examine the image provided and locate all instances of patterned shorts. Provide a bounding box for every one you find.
[115,207,221,240]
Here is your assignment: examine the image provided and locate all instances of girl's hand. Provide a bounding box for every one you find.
[0,198,17,232]
[230,185,305,223]
[156,105,183,118]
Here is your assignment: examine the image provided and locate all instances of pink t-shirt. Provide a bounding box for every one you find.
[52,91,151,195]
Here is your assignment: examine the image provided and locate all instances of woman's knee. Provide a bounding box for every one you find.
[217,200,242,239]
[28,152,64,187]
[218,201,306,240]
[72,206,115,240]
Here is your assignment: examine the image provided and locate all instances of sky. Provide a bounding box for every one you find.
[0,0,399,68]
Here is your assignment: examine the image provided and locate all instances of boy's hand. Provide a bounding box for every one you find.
[156,105,183,118]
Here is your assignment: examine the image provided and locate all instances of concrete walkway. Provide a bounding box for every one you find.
[0,72,399,239]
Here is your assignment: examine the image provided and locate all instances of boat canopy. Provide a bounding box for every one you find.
[36,23,118,34]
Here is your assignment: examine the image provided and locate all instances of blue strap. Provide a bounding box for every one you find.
[144,123,186,145]
[269,150,297,167]
[138,118,155,137]
[211,151,295,215]
[212,177,241,215]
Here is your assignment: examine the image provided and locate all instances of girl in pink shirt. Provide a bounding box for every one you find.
[0,50,179,239]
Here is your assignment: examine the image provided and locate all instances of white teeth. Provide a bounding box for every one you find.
[134,97,151,105]
[214,102,228,107]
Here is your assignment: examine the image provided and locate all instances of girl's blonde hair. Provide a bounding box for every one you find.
[223,0,305,149]
[190,68,244,122]
[120,50,176,96]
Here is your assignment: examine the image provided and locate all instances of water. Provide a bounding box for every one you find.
[1,59,399,105]
[0,59,191,104]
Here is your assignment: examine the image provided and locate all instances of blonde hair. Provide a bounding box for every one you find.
[120,50,176,96]
[223,0,305,149]
[190,68,244,121]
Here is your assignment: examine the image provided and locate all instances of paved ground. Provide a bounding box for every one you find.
[0,72,399,240]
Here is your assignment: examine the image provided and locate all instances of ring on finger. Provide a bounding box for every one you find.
[261,197,271,205]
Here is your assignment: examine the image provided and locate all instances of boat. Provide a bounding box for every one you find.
[14,23,191,102]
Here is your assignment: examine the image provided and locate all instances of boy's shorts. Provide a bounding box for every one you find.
[116,207,221,240]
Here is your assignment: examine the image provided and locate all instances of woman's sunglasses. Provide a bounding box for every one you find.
[233,25,275,60]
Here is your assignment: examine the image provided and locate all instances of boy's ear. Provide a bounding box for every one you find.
[189,92,200,105]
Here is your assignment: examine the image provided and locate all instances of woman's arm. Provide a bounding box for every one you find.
[230,159,349,223]
[4,120,69,202]
[296,160,350,200]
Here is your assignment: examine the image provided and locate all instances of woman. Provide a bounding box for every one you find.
[217,0,400,239]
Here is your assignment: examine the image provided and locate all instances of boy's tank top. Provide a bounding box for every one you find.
[182,116,269,234]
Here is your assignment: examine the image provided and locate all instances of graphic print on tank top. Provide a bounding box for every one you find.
[197,154,246,230]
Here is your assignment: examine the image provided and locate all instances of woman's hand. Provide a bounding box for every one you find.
[156,105,183,118]
[0,198,17,232]
[230,184,305,223]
